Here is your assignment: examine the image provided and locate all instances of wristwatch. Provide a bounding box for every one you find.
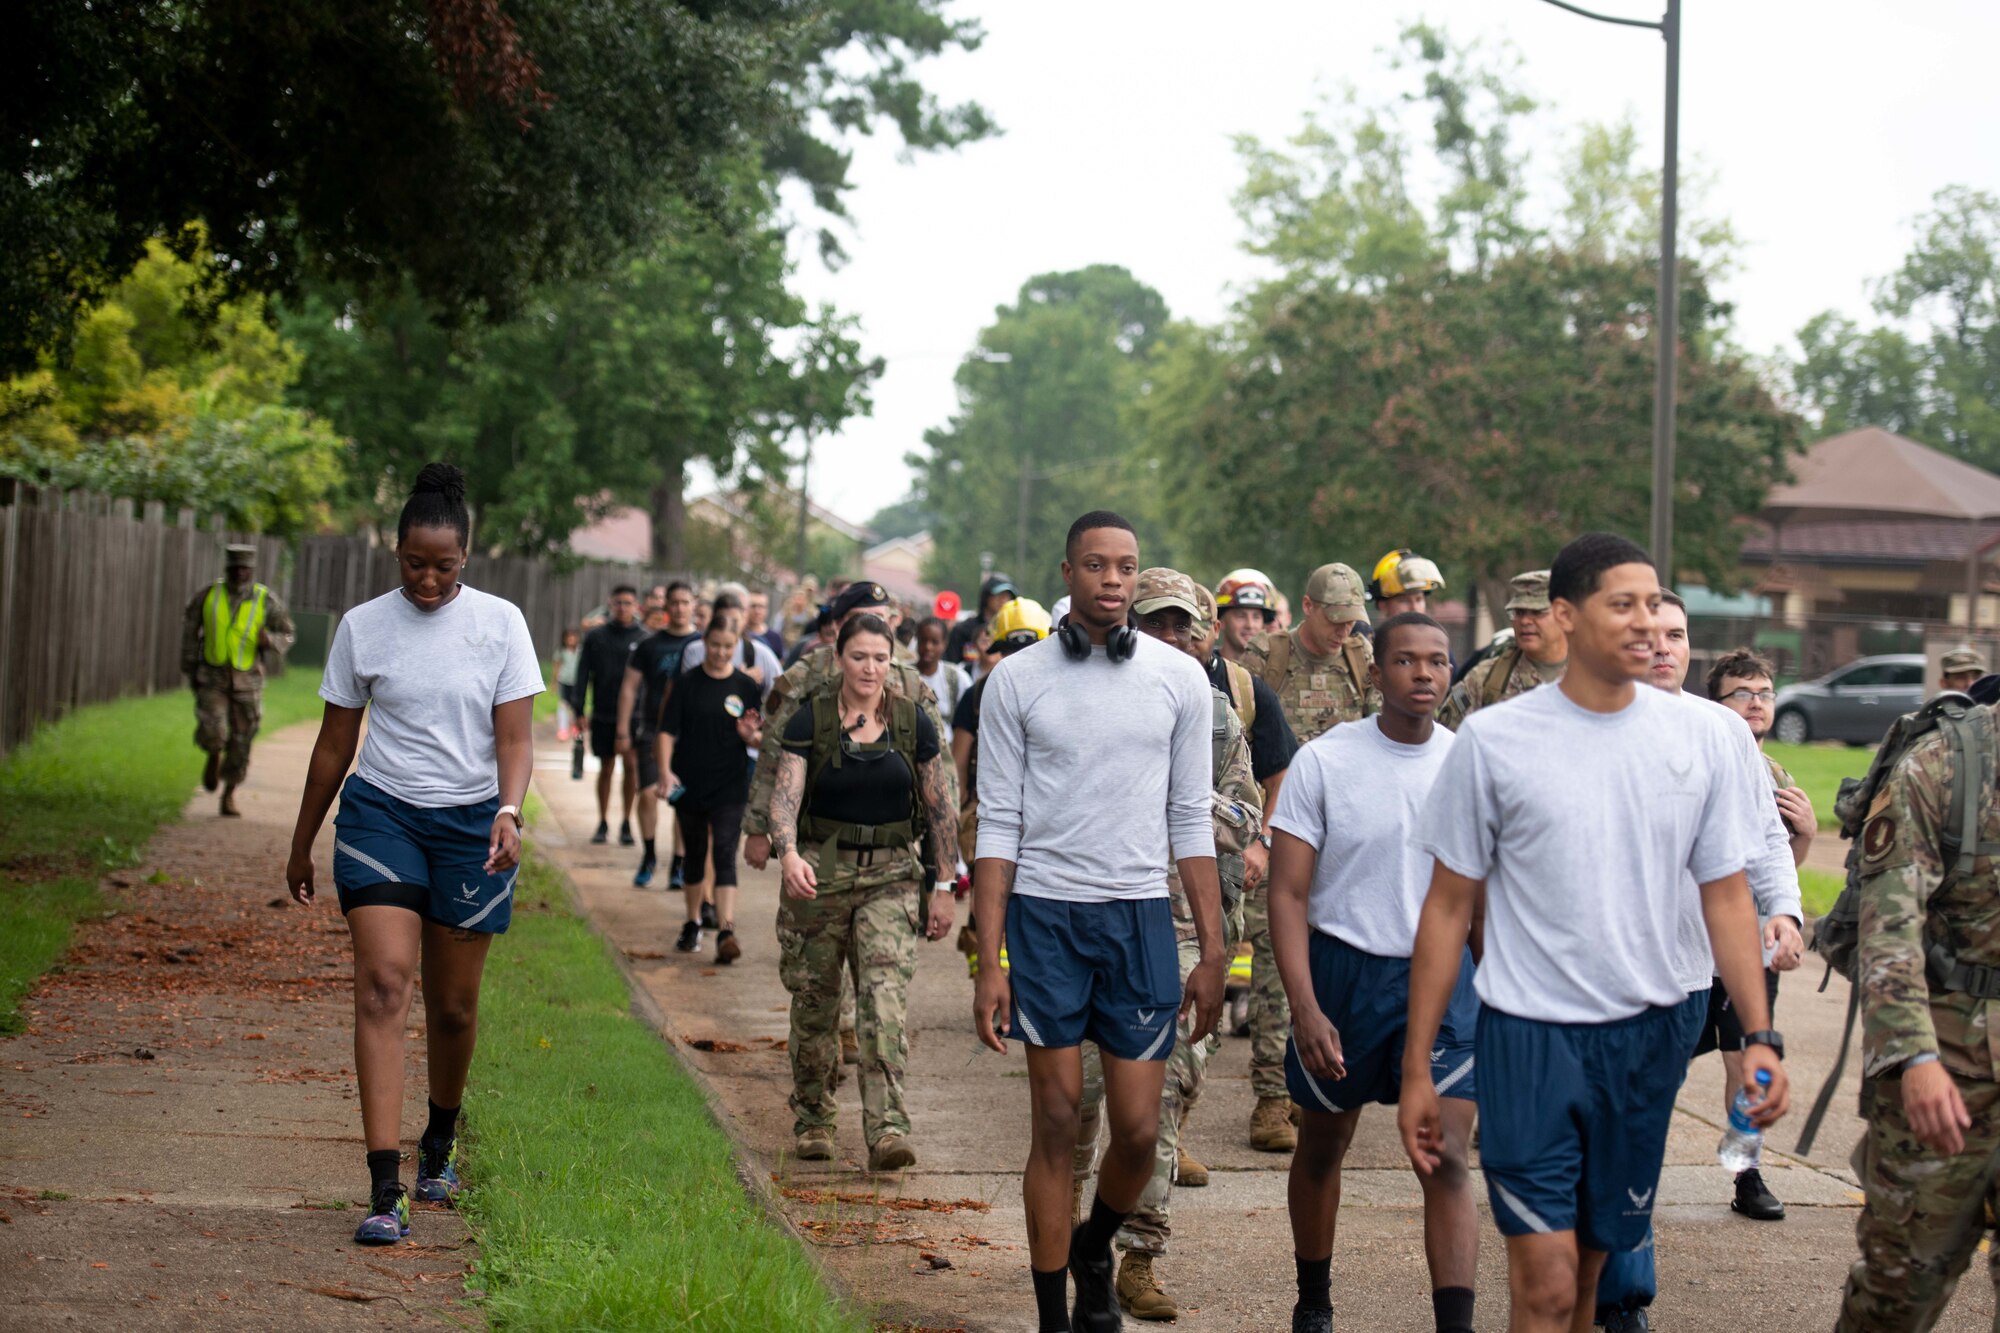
[931,881,956,895]
[497,804,523,829]
[1258,833,1273,849]
[1742,1029,1785,1060]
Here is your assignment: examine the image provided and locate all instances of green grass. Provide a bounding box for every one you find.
[460,852,860,1332]
[0,669,325,1030]
[1765,741,1876,830]
[1800,866,1846,918]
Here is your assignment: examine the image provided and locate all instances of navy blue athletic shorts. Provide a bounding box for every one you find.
[1005,894,1180,1060]
[1285,931,1478,1113]
[1477,1002,1695,1252]
[331,774,516,933]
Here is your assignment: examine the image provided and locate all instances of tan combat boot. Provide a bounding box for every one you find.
[795,1126,835,1161]
[1249,1096,1297,1152]
[840,1027,860,1064]
[1175,1143,1208,1188]
[868,1134,916,1172]
[1116,1251,1179,1321]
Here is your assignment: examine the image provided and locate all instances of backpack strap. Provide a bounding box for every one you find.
[1211,692,1229,782]
[1342,635,1370,692]
[1260,630,1293,692]
[1794,981,1859,1156]
[1223,659,1257,733]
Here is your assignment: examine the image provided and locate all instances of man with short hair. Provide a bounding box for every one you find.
[1271,611,1477,1333]
[1438,569,1565,730]
[578,585,647,845]
[1238,562,1379,1151]
[974,515,1226,1333]
[182,543,295,817]
[1401,533,1789,1333]
[1706,647,1816,867]
[1215,574,1277,664]
[618,581,699,887]
[1941,645,1987,696]
[746,589,786,662]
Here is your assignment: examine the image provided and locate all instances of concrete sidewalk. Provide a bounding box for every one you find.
[533,732,1999,1332]
[0,720,477,1330]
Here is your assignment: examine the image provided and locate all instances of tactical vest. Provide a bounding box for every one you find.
[202,583,269,671]
[1259,628,1370,703]
[1221,657,1257,734]
[801,690,924,882]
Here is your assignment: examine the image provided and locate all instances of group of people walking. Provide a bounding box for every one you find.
[184,456,2000,1333]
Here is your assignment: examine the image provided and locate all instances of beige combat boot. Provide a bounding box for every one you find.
[840,1027,860,1064]
[1175,1143,1208,1188]
[868,1135,916,1172]
[1116,1251,1179,1321]
[795,1126,835,1161]
[1249,1096,1297,1152]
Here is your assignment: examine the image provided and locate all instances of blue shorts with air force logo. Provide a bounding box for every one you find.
[1477,1001,1699,1253]
[331,774,516,934]
[1004,894,1180,1061]
[1285,930,1477,1113]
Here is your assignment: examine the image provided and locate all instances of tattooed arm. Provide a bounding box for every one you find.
[770,751,816,899]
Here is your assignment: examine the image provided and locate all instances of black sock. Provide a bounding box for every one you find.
[1031,1266,1070,1331]
[424,1098,459,1146]
[642,836,656,858]
[1433,1285,1475,1333]
[1075,1193,1125,1259]
[1296,1255,1331,1310]
[366,1148,401,1200]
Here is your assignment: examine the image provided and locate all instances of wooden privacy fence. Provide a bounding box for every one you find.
[0,482,284,757]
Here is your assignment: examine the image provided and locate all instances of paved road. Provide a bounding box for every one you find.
[533,735,1997,1332]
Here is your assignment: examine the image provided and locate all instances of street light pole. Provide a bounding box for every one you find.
[1538,0,1681,578]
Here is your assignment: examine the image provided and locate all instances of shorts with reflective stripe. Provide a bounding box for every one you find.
[1476,1001,1695,1252]
[1005,894,1179,1061]
[1285,930,1477,1112]
[331,773,516,934]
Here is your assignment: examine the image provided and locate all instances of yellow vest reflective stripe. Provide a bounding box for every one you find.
[203,584,268,671]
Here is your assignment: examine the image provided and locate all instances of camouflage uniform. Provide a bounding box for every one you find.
[776,846,924,1148]
[1238,567,1374,1106]
[1436,569,1561,732]
[180,556,294,787]
[1076,687,1259,1254]
[1837,709,2000,1332]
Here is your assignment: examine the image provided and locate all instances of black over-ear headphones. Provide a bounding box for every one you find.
[1057,614,1138,663]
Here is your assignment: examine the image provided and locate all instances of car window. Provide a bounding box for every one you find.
[1889,663,1925,686]
[1835,664,1888,687]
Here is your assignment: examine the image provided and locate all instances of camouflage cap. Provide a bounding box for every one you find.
[1505,569,1551,613]
[1133,567,1203,619]
[1942,646,1988,675]
[1190,582,1220,644]
[224,543,258,567]
[1303,563,1366,619]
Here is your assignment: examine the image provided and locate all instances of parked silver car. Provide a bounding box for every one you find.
[1771,653,1925,745]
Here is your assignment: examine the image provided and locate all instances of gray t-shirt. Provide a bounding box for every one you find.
[974,632,1216,901]
[1270,716,1455,958]
[1417,681,1756,1024]
[321,585,543,807]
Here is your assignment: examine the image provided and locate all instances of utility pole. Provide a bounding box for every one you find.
[796,429,812,583]
[1539,0,1681,578]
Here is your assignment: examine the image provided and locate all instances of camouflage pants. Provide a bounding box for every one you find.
[777,867,922,1147]
[1074,938,1210,1256]
[1838,1073,2000,1332]
[1243,877,1290,1099]
[194,681,262,785]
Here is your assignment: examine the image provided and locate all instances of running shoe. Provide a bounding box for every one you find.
[715,929,741,964]
[1732,1168,1784,1221]
[699,900,719,930]
[1290,1304,1333,1333]
[590,820,609,845]
[618,820,635,847]
[632,854,656,888]
[353,1182,410,1245]
[675,921,702,953]
[669,853,685,889]
[1601,1310,1649,1333]
[1069,1224,1120,1333]
[414,1137,461,1203]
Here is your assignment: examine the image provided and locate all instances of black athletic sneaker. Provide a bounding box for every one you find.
[675,921,702,953]
[590,820,609,845]
[1601,1309,1650,1332]
[1069,1225,1120,1333]
[618,820,635,847]
[1291,1304,1333,1333]
[1732,1167,1784,1220]
[699,900,719,930]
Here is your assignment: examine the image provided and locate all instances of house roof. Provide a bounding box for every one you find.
[1741,517,2000,567]
[691,490,877,545]
[1765,426,2000,522]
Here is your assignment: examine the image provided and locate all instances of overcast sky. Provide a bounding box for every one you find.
[745,0,2000,526]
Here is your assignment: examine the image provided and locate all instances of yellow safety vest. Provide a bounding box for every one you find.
[202,583,269,671]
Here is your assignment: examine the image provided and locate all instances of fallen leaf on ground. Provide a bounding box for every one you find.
[623,948,668,960]
[686,1038,750,1053]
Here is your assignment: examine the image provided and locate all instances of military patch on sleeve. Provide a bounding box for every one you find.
[1862,814,1899,863]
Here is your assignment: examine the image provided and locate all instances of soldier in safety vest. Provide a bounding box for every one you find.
[1238,561,1376,1152]
[181,544,294,816]
[1837,698,2000,1331]
[1437,568,1565,731]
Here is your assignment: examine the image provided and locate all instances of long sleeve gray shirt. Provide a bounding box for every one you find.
[975,632,1216,901]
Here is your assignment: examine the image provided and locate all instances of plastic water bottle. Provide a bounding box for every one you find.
[1716,1068,1772,1173]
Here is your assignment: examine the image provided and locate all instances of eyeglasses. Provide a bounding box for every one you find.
[1720,688,1776,705]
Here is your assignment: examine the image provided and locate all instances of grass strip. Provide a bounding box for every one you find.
[0,669,325,1030]
[1799,866,1845,919]
[1764,741,1875,831]
[461,851,862,1333]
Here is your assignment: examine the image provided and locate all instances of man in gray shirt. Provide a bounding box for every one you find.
[972,511,1227,1333]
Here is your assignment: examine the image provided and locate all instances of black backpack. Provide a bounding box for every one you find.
[1795,693,1995,1153]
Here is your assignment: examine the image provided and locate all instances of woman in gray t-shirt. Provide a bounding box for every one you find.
[284,462,541,1248]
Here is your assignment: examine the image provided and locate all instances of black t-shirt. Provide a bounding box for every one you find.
[1206,654,1298,784]
[658,667,760,806]
[629,628,700,734]
[578,620,647,719]
[782,699,941,831]
[952,675,986,737]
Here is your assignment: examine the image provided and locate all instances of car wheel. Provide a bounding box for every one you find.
[1773,709,1810,746]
